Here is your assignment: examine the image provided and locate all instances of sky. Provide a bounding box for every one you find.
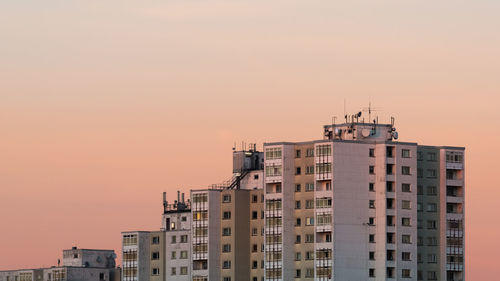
[1,0,499,279]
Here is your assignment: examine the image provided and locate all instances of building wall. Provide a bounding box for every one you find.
[63,249,116,269]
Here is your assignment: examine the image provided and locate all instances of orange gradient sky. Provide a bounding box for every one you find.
[1,1,499,279]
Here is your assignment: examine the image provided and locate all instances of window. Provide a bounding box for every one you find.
[402,217,411,226]
[417,203,423,211]
[387,250,395,261]
[386,232,396,244]
[295,252,302,261]
[295,167,301,175]
[265,147,282,160]
[180,235,188,243]
[305,251,314,260]
[305,234,314,243]
[427,186,437,195]
[152,236,160,244]
[386,267,395,278]
[427,152,437,161]
[171,251,176,259]
[295,200,301,209]
[427,237,438,246]
[180,267,187,275]
[386,146,395,157]
[386,216,394,226]
[369,148,375,157]
[295,218,301,226]
[222,260,231,269]
[265,165,282,177]
[427,203,437,212]
[99,272,105,280]
[402,183,411,192]
[252,228,258,236]
[316,163,331,174]
[305,199,314,209]
[223,195,231,203]
[305,183,314,192]
[386,198,394,209]
[427,220,437,229]
[428,254,437,263]
[180,251,188,259]
[295,235,301,244]
[369,268,375,277]
[254,174,259,180]
[152,252,160,260]
[402,269,411,278]
[223,211,231,220]
[305,268,314,278]
[369,166,375,174]
[252,211,258,219]
[316,144,332,156]
[305,166,314,174]
[427,169,437,178]
[295,184,301,192]
[306,148,314,157]
[295,269,301,278]
[223,278,231,281]
[402,166,411,175]
[252,260,258,269]
[222,244,231,252]
[402,252,411,261]
[369,200,375,209]
[222,227,231,236]
[181,216,187,221]
[417,185,423,195]
[369,182,375,192]
[252,195,258,203]
[252,244,258,252]
[386,164,394,175]
[402,149,410,158]
[171,267,176,276]
[295,150,301,158]
[402,235,411,244]
[369,234,375,243]
[427,271,437,280]
[401,200,411,210]
[369,251,375,260]
[305,217,314,226]
[386,181,394,192]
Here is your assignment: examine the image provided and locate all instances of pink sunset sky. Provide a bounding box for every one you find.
[1,1,499,280]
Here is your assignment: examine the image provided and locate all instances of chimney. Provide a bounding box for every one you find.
[182,193,185,204]
[177,191,180,203]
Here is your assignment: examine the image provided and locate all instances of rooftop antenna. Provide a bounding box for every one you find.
[363,100,382,123]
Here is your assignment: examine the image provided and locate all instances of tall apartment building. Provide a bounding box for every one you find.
[191,149,265,281]
[262,119,464,281]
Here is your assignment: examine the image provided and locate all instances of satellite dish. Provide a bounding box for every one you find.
[361,129,370,138]
[392,131,399,140]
